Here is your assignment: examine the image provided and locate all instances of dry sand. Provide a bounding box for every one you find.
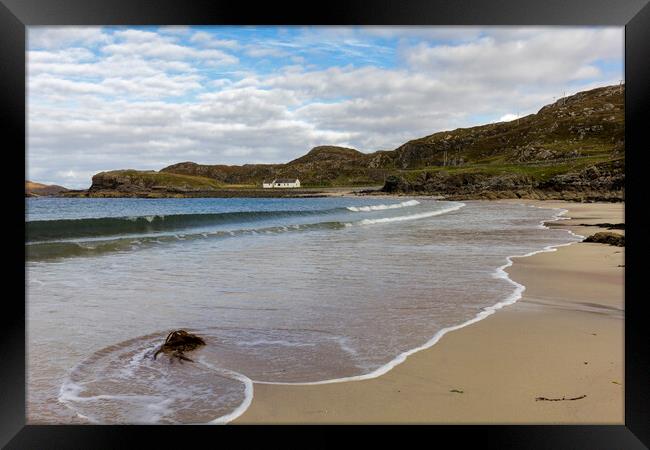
[235,200,624,424]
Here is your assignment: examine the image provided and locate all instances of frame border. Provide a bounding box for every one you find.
[2,1,649,447]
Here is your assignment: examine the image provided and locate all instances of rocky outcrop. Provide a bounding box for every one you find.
[583,232,625,246]
[87,170,223,197]
[381,160,624,202]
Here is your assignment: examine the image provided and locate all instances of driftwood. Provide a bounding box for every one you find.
[535,395,587,402]
[153,330,206,363]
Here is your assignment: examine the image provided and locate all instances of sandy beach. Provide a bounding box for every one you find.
[235,200,624,424]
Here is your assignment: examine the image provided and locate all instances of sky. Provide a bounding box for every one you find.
[27,26,624,188]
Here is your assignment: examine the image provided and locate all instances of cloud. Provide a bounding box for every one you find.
[498,113,519,122]
[189,31,240,49]
[402,28,622,87]
[28,26,111,49]
[103,30,239,65]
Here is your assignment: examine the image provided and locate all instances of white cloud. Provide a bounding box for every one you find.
[402,28,622,86]
[189,31,240,49]
[498,113,519,122]
[28,26,111,49]
[102,32,239,65]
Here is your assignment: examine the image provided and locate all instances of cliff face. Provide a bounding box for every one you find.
[83,84,624,200]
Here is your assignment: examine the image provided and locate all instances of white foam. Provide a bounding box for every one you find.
[352,202,465,225]
[347,200,420,212]
[58,349,254,425]
[198,359,254,425]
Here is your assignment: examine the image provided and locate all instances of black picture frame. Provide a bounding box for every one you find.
[2,0,649,447]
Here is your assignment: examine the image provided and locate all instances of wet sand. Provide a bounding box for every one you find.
[235,200,624,424]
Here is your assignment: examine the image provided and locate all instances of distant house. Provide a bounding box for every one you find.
[262,178,301,188]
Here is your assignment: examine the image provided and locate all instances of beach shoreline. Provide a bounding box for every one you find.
[234,200,624,424]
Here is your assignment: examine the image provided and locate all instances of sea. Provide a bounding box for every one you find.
[25,196,582,424]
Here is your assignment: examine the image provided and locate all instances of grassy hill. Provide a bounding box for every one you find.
[79,84,624,199]
[26,181,69,197]
[87,170,226,197]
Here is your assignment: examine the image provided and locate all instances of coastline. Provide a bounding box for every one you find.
[234,200,624,424]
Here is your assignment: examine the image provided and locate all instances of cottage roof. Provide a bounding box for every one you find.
[274,178,299,183]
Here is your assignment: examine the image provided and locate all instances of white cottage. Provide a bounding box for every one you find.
[262,178,301,188]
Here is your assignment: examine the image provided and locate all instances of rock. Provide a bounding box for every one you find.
[583,232,624,247]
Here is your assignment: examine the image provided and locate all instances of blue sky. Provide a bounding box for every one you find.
[27,26,623,188]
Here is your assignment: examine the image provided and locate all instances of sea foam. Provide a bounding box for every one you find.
[347,199,420,212]
[353,202,465,225]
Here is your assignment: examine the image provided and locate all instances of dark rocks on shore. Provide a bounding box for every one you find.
[583,232,625,247]
[578,223,625,230]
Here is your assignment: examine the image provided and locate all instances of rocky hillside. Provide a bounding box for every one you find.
[87,170,225,197]
[378,84,624,201]
[160,145,388,187]
[82,84,624,200]
[385,84,623,169]
[25,181,69,197]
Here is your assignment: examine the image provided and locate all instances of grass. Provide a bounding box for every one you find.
[105,170,225,190]
[397,154,620,183]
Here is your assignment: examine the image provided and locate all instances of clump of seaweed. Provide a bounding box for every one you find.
[153,330,206,363]
[535,395,586,402]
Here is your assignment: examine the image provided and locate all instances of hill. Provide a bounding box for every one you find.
[380,84,624,200]
[26,181,69,197]
[78,84,624,200]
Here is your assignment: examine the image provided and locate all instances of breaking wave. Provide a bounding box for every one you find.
[26,200,464,261]
[347,200,420,212]
[355,203,465,225]
[26,210,340,242]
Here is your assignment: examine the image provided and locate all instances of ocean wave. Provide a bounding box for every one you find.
[27,202,466,261]
[347,200,420,212]
[27,199,432,242]
[26,221,348,261]
[352,202,465,225]
[26,209,342,242]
